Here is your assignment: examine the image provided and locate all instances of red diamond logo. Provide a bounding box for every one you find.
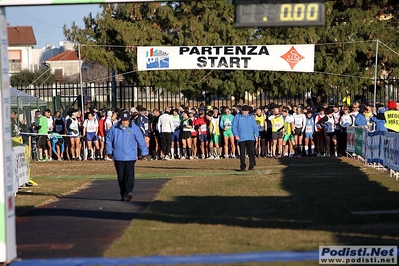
[281,46,305,70]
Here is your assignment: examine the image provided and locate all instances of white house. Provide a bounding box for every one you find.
[43,49,82,81]
[7,25,37,74]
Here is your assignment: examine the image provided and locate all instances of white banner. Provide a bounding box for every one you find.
[137,45,315,72]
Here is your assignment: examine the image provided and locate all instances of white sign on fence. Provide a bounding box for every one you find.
[383,132,399,172]
[366,131,384,164]
[12,146,29,194]
[346,127,355,153]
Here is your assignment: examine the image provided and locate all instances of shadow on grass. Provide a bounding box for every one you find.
[136,165,218,171]
[138,158,399,246]
[17,206,146,220]
[16,191,60,197]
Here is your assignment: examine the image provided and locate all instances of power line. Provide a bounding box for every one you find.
[17,7,63,29]
[313,71,372,80]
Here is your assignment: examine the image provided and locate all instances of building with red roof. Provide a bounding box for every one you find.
[7,25,38,74]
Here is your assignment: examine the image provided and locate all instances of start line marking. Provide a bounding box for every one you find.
[351,209,399,215]
[11,250,319,266]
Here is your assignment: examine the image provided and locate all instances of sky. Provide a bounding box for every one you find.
[6,4,102,48]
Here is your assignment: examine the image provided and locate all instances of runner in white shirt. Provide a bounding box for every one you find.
[350,102,359,121]
[314,108,326,157]
[319,108,337,157]
[83,112,99,160]
[339,106,353,156]
[293,107,306,157]
[66,109,81,160]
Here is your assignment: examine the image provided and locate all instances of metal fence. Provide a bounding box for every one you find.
[14,81,395,114]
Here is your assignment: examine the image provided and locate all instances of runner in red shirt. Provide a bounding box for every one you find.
[97,109,106,160]
[194,110,209,159]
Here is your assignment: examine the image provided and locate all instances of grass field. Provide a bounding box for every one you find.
[19,156,399,264]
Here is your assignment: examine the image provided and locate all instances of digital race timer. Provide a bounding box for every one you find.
[235,0,325,27]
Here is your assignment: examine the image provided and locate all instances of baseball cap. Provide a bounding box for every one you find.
[120,111,130,121]
[376,103,384,109]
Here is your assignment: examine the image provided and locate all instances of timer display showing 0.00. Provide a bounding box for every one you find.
[280,3,319,21]
[235,1,325,27]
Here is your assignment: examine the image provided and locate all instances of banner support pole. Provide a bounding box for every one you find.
[373,39,379,111]
[0,6,17,264]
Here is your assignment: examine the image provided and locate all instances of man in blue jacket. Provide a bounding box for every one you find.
[232,105,259,171]
[106,110,149,201]
[370,103,387,132]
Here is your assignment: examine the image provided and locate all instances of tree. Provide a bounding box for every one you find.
[64,0,399,104]
[10,69,56,88]
[254,0,399,101]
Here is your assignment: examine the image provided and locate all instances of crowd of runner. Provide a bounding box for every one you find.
[16,99,397,162]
